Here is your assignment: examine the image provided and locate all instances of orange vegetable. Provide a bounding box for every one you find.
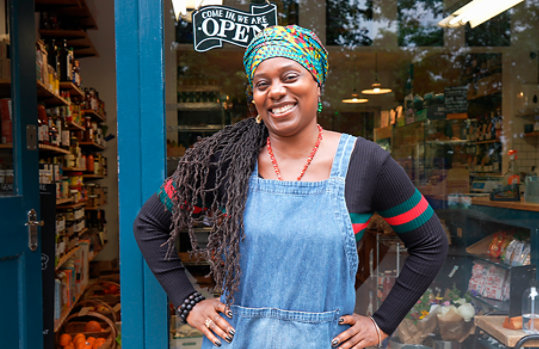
[59,333,72,347]
[73,333,86,344]
[93,338,106,349]
[85,320,103,332]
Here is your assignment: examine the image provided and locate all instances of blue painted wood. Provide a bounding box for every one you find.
[138,0,169,348]
[116,0,168,347]
[0,0,42,347]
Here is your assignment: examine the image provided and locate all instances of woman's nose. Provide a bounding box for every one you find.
[268,81,286,99]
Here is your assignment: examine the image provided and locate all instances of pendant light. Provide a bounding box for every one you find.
[361,52,392,95]
[342,89,368,104]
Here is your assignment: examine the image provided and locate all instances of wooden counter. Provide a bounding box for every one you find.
[471,197,539,212]
[475,315,539,347]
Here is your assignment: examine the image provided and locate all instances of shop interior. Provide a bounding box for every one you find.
[0,0,538,348]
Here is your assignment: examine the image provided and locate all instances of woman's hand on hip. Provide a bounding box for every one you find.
[331,313,388,349]
[186,298,235,347]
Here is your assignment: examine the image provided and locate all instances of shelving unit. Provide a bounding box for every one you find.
[79,141,105,150]
[53,283,89,333]
[39,143,71,155]
[32,7,109,341]
[60,81,85,98]
[39,29,97,58]
[82,109,105,122]
[173,85,226,156]
[37,80,70,105]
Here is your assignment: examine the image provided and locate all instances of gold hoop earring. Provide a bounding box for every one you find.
[255,115,262,124]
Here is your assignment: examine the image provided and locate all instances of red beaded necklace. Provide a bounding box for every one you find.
[266,124,323,181]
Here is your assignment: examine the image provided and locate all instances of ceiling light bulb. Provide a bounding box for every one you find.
[342,93,368,104]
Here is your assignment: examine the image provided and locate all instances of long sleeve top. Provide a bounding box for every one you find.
[133,136,448,335]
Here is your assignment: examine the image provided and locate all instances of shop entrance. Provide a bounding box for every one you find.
[0,0,43,347]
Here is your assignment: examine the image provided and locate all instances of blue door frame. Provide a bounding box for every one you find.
[115,0,168,348]
[0,0,42,347]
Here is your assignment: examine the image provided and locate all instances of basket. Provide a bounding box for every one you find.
[83,281,121,311]
[75,299,119,323]
[60,311,118,349]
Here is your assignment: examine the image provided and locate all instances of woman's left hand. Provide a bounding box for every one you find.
[331,313,388,349]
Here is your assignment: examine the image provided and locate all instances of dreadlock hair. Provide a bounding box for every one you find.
[166,117,267,306]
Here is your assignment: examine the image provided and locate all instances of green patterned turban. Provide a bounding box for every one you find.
[243,25,328,88]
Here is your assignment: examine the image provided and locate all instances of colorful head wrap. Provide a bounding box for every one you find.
[243,25,328,88]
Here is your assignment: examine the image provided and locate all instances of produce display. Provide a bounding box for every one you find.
[59,332,107,349]
[396,287,476,345]
[56,280,120,349]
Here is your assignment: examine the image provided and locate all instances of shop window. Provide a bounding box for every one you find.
[326,0,373,46]
[397,0,444,47]
[465,12,511,47]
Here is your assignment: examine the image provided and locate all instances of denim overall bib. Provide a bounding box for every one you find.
[202,134,358,348]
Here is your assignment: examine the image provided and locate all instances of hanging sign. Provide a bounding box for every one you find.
[444,86,468,114]
[192,3,277,52]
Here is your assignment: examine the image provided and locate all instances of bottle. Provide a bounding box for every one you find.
[49,114,58,146]
[37,104,47,144]
[61,116,70,148]
[86,154,94,173]
[505,149,520,185]
[72,60,81,87]
[523,284,539,333]
[59,39,69,81]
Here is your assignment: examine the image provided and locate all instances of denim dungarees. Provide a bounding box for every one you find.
[202,134,358,348]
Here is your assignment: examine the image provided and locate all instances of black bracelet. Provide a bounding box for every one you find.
[177,291,205,323]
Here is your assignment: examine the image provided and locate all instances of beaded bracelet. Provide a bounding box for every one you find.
[368,315,382,349]
[177,291,205,323]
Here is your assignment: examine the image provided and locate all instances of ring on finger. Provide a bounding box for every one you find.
[204,319,213,329]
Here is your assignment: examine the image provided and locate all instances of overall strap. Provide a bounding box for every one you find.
[330,134,356,179]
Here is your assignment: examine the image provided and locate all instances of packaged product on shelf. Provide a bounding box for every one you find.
[54,278,62,322]
[488,232,511,258]
[468,261,487,295]
[72,60,81,87]
[510,241,528,266]
[69,173,83,187]
[56,236,66,259]
[481,265,509,301]
[56,214,66,234]
[0,98,12,143]
[502,239,518,263]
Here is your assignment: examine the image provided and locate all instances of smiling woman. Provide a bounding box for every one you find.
[135,23,448,349]
[252,58,320,138]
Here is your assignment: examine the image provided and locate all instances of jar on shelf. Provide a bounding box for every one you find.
[522,284,539,333]
[86,154,95,173]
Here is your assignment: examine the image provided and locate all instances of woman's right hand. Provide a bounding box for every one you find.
[186,298,236,347]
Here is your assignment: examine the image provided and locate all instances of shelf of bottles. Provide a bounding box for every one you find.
[35,35,109,330]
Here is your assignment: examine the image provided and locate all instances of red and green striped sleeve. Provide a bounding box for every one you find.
[157,178,207,214]
[378,188,434,233]
[350,212,372,242]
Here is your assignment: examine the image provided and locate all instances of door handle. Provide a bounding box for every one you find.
[25,209,44,251]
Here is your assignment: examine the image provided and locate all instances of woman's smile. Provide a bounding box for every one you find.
[268,102,297,117]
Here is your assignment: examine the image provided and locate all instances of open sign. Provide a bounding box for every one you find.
[192,3,277,52]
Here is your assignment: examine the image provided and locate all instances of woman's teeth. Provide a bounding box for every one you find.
[271,104,295,115]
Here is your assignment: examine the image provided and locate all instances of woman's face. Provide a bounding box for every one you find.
[252,57,320,137]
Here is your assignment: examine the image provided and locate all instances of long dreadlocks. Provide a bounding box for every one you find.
[166,117,267,306]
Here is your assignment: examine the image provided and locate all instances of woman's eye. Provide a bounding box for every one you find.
[284,74,298,81]
[255,81,268,89]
